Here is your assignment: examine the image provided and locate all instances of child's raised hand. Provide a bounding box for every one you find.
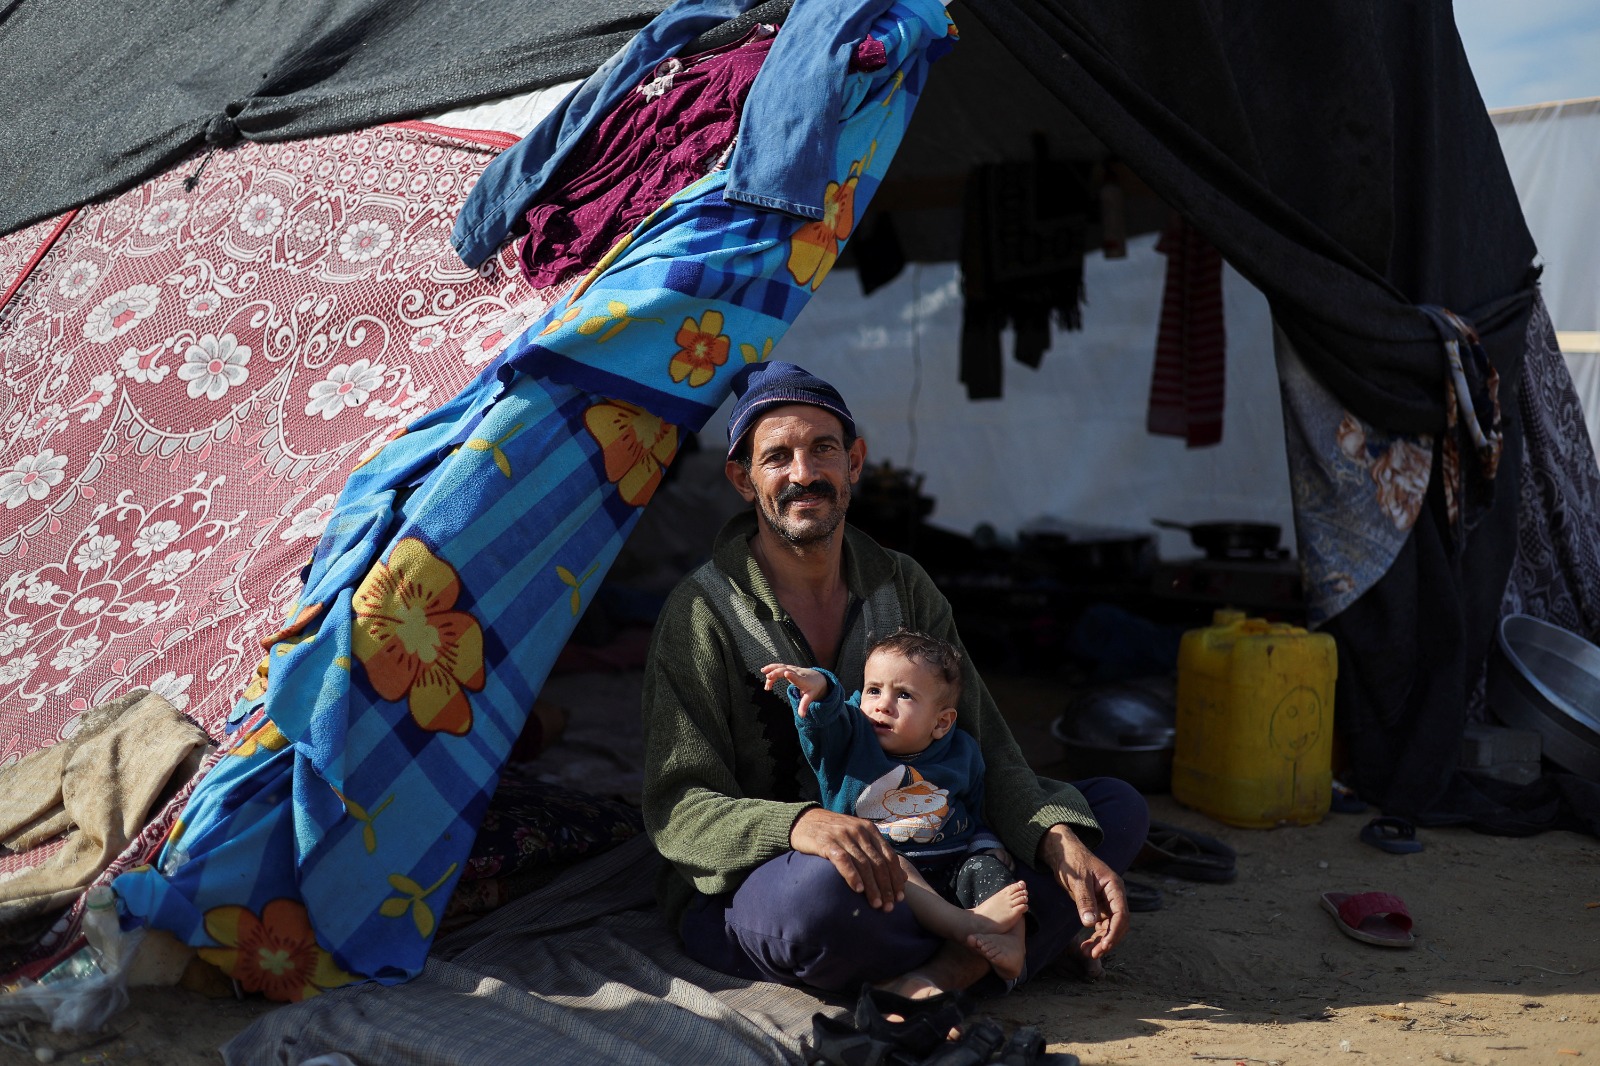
[760,663,828,717]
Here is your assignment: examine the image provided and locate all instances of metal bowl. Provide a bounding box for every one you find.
[1487,614,1600,780]
[1050,682,1176,793]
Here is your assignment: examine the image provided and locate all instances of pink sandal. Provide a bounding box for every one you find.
[1320,891,1416,948]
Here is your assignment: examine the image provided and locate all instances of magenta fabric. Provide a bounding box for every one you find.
[516,29,775,290]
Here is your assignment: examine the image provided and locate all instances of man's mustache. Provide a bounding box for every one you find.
[776,481,837,506]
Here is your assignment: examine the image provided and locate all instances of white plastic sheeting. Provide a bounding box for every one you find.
[1492,98,1600,334]
[1493,97,1600,460]
[731,235,1296,556]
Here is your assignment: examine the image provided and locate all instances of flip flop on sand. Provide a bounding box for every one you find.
[1360,815,1423,854]
[1330,779,1368,814]
[1135,821,1237,882]
[1321,890,1416,948]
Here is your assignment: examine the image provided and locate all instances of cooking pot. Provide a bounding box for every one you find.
[1153,519,1281,560]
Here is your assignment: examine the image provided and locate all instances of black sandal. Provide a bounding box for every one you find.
[1124,878,1164,912]
[853,986,969,1061]
[996,1025,1081,1066]
[810,1011,920,1066]
[1135,821,1237,883]
[918,1017,1007,1066]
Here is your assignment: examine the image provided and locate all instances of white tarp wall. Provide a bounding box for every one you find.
[1492,97,1600,459]
[747,233,1296,558]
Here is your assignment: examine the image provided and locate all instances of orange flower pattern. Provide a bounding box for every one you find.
[668,310,729,387]
[538,303,582,337]
[230,718,290,758]
[583,400,680,507]
[787,167,859,291]
[351,538,485,735]
[198,898,355,1002]
[241,601,326,702]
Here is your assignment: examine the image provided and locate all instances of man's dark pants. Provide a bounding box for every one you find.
[679,778,1149,991]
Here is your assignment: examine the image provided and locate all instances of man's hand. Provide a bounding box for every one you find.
[1036,823,1129,960]
[761,663,829,717]
[790,807,906,911]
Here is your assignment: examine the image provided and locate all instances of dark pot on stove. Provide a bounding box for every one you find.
[1152,518,1281,560]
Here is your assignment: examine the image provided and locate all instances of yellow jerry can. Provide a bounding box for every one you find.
[1172,609,1338,827]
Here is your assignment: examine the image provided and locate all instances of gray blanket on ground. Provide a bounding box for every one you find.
[224,835,836,1066]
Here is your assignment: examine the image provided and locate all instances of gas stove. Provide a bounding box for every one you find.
[1150,554,1305,622]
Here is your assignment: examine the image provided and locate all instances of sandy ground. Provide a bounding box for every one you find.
[3,668,1596,1066]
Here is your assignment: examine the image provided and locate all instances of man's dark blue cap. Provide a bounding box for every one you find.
[725,361,856,458]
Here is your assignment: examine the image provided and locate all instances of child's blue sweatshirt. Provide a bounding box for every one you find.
[787,668,999,863]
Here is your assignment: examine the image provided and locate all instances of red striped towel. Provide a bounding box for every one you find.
[1147,213,1226,447]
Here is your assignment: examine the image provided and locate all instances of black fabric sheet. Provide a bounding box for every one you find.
[0,0,669,238]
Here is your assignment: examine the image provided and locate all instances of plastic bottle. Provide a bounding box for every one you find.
[80,885,126,975]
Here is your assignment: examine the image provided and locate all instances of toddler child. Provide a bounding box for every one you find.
[762,629,1027,980]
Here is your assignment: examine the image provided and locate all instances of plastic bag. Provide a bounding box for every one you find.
[0,929,145,1033]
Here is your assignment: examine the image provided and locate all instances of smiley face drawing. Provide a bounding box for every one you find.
[856,766,951,843]
[1269,686,1324,762]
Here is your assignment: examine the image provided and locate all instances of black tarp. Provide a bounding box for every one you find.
[969,1,1539,435]
[0,0,667,237]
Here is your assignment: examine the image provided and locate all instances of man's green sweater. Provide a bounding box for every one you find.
[641,513,1101,927]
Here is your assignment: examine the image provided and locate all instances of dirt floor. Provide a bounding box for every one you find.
[3,668,1597,1066]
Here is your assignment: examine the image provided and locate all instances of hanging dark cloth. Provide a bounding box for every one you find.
[1147,213,1226,447]
[958,151,1090,399]
[851,213,908,296]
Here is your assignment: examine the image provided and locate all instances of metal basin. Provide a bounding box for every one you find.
[1050,682,1175,793]
[1488,614,1600,780]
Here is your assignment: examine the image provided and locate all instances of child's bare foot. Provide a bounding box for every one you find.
[968,922,1027,982]
[970,881,1028,933]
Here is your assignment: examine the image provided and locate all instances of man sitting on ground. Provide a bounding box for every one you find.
[640,360,1149,1006]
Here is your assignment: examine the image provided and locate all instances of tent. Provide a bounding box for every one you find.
[2,0,1597,1041]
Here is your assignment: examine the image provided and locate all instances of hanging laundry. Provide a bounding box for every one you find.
[1147,212,1226,447]
[517,28,778,290]
[958,150,1090,399]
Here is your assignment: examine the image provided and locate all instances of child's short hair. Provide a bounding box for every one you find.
[868,628,964,704]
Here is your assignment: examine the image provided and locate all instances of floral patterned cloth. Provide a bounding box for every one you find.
[109,0,951,1001]
[0,121,540,791]
[1500,299,1600,647]
[1274,324,1433,625]
[0,118,574,974]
